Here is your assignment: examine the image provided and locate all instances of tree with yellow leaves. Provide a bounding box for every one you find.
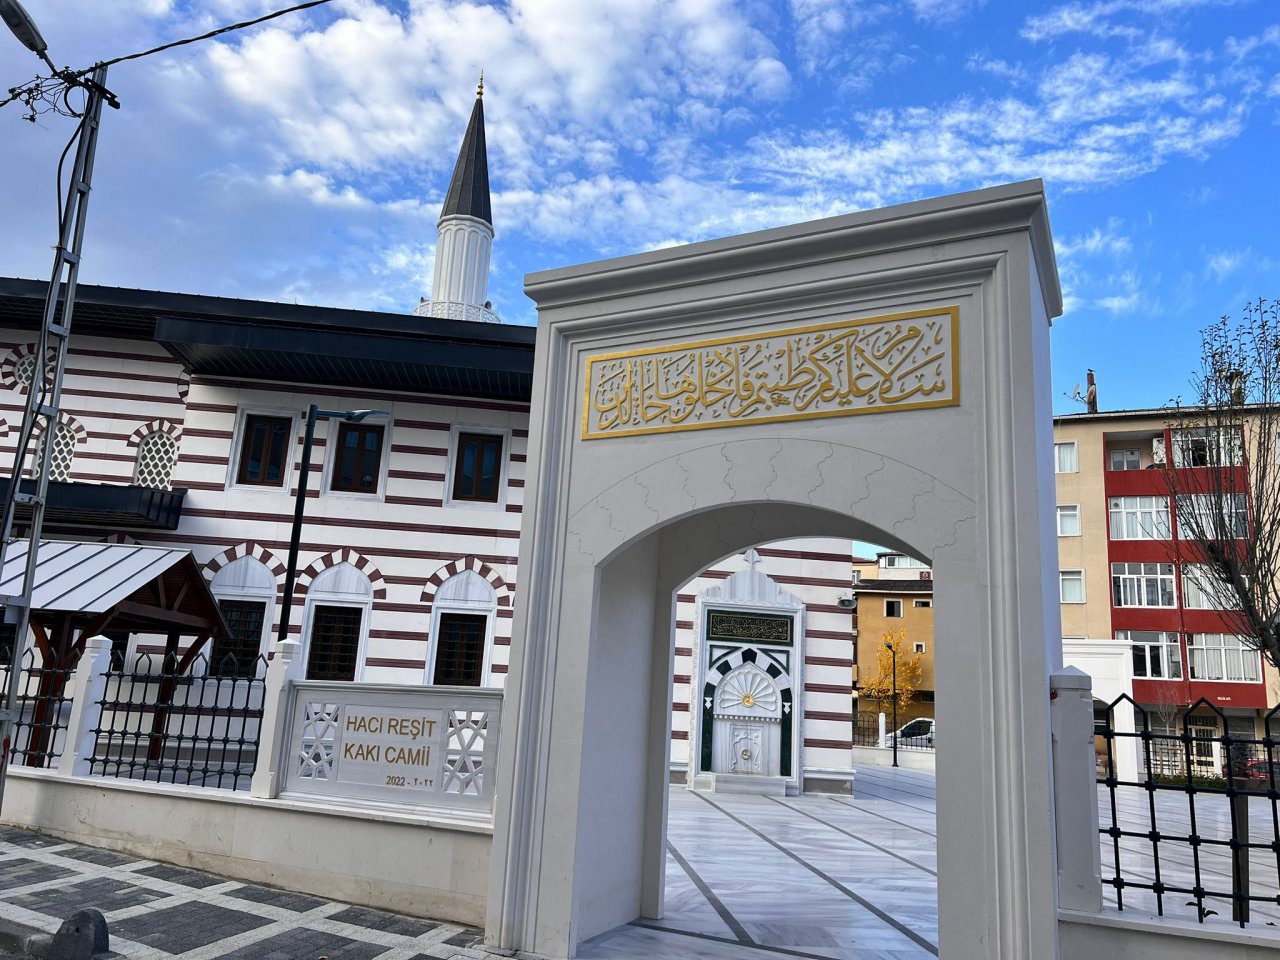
[860,629,925,710]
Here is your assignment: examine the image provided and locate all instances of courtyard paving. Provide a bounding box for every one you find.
[2,766,1272,958]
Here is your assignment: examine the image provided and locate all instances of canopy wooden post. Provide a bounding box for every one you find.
[26,612,74,767]
[146,631,183,764]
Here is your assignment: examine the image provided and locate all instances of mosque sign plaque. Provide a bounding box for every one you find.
[581,306,960,440]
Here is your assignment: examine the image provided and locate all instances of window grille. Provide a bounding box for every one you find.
[306,605,362,681]
[12,353,36,386]
[212,600,267,679]
[32,423,75,482]
[134,430,178,490]
[433,613,487,685]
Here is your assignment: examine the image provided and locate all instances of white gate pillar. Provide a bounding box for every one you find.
[57,635,112,777]
[1050,667,1104,913]
[250,639,303,799]
[489,180,1065,959]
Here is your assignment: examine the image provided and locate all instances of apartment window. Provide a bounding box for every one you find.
[1108,448,1143,471]
[1111,562,1175,608]
[1121,630,1182,680]
[850,570,862,584]
[236,414,292,486]
[212,599,267,678]
[885,599,903,618]
[882,554,928,569]
[452,432,504,503]
[913,599,932,608]
[1056,504,1081,537]
[913,642,926,654]
[306,605,363,681]
[1188,633,1261,683]
[330,422,385,494]
[433,613,488,686]
[1054,442,1078,474]
[1171,426,1242,468]
[1176,493,1249,540]
[1182,564,1236,610]
[1108,496,1170,540]
[1059,570,1085,604]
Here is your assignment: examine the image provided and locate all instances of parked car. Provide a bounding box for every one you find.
[1238,757,1280,783]
[887,717,935,748]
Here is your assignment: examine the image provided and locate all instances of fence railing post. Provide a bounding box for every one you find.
[1051,666,1103,913]
[57,635,112,778]
[250,639,303,799]
[877,711,886,749]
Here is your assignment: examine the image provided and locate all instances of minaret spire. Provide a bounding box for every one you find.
[426,76,497,322]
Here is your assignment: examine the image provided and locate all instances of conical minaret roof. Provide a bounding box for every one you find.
[440,77,491,226]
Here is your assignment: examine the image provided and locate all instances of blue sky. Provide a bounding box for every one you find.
[0,0,1276,413]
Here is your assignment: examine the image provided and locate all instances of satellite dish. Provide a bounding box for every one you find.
[0,0,48,57]
[1071,383,1082,401]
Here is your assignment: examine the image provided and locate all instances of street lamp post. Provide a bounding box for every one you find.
[885,640,899,768]
[277,406,390,651]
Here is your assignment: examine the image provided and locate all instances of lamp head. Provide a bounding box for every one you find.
[0,0,48,56]
[344,409,391,423]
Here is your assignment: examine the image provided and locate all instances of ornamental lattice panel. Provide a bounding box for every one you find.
[443,709,488,796]
[33,424,75,482]
[134,431,177,490]
[296,701,340,780]
[13,354,36,386]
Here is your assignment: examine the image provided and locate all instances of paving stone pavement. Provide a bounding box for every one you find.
[0,827,487,960]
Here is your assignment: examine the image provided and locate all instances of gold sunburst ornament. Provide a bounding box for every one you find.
[741,693,755,708]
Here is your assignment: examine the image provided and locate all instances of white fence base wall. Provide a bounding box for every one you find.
[851,747,936,773]
[1060,911,1280,957]
[1,768,492,926]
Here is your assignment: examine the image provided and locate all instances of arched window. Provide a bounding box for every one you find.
[13,353,37,387]
[210,556,276,678]
[303,563,372,682]
[134,430,178,490]
[428,570,496,686]
[32,423,76,482]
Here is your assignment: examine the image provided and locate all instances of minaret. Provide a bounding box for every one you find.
[423,75,496,323]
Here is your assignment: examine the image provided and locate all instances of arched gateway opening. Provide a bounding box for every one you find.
[488,182,1065,959]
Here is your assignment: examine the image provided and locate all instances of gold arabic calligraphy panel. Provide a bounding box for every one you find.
[581,306,960,440]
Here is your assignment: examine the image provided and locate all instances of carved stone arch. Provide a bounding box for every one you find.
[421,555,512,612]
[30,410,88,446]
[128,418,183,447]
[1,342,47,391]
[296,547,387,600]
[203,541,287,585]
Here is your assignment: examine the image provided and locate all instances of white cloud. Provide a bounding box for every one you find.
[1022,0,1244,43]
[908,0,985,23]
[1205,248,1249,280]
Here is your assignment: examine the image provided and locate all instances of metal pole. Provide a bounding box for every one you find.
[277,404,319,648]
[891,644,899,768]
[0,65,109,813]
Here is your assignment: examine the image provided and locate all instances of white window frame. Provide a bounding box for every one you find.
[1171,426,1243,468]
[913,642,926,654]
[444,423,512,511]
[1108,447,1143,471]
[1054,441,1079,474]
[1059,570,1085,604]
[1056,504,1081,537]
[1107,495,1170,541]
[320,416,395,503]
[208,559,277,679]
[301,576,373,682]
[225,406,302,493]
[1119,630,1183,680]
[1188,633,1261,683]
[885,599,903,618]
[913,599,932,608]
[1176,493,1249,540]
[1111,562,1176,608]
[1181,564,1236,611]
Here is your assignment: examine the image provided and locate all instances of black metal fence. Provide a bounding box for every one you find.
[0,648,79,769]
[852,710,935,751]
[1096,695,1280,926]
[88,652,268,791]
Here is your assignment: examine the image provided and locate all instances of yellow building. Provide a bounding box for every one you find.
[852,552,935,724]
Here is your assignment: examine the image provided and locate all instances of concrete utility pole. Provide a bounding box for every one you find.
[0,1,115,816]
